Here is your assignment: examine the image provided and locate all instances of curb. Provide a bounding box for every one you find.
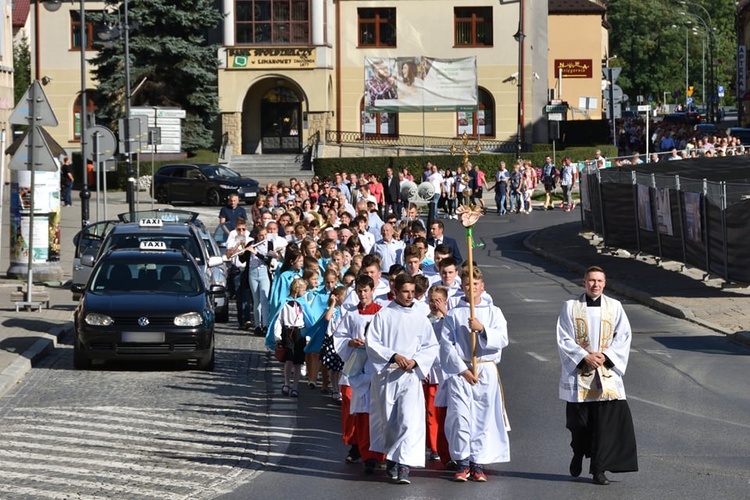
[522,231,750,346]
[0,322,73,398]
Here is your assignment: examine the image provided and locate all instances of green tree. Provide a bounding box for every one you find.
[89,0,223,152]
[608,0,735,107]
[13,35,31,105]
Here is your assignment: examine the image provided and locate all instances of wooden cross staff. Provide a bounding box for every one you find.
[456,204,485,376]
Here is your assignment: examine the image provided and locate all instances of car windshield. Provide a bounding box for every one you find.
[202,166,241,179]
[90,261,203,294]
[102,234,204,265]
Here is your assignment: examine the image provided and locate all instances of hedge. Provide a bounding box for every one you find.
[312,145,617,180]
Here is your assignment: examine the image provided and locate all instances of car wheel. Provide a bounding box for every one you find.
[207,188,222,206]
[197,347,215,371]
[156,187,169,204]
[216,304,229,323]
[73,338,92,370]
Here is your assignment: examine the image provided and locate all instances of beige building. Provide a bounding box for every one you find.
[548,0,610,121]
[21,0,613,161]
[27,1,101,151]
[218,0,550,158]
[0,0,14,147]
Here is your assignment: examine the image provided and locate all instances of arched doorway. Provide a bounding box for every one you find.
[241,80,304,154]
[260,87,302,153]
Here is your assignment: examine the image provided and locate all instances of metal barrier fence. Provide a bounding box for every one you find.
[580,160,750,284]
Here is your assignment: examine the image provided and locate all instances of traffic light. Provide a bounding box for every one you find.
[686,86,694,97]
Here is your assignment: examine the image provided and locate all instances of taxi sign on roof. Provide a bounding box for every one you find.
[139,218,164,227]
[140,241,167,250]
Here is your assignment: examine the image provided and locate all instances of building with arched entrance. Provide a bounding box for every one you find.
[218,0,552,164]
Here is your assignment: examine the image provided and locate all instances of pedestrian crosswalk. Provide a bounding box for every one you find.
[0,331,300,500]
[0,404,264,499]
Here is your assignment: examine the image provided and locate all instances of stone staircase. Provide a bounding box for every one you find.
[228,154,314,186]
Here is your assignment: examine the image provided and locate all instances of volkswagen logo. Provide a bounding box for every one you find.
[138,317,150,327]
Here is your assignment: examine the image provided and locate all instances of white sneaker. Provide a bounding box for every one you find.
[300,365,307,377]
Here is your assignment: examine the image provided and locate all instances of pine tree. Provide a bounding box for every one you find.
[13,35,31,105]
[89,0,223,152]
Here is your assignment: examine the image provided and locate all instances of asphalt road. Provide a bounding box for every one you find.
[0,204,748,499]
[217,209,750,500]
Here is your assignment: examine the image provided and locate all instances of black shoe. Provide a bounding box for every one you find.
[364,459,376,475]
[569,453,583,477]
[345,445,360,464]
[593,472,610,485]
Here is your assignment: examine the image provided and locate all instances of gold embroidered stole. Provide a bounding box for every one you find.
[572,295,618,402]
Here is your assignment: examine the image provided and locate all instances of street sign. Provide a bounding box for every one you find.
[602,67,621,84]
[85,125,117,161]
[545,105,568,114]
[686,97,693,105]
[8,127,58,171]
[548,113,563,121]
[718,85,725,98]
[148,127,162,145]
[637,105,652,112]
[9,81,58,127]
[118,116,149,154]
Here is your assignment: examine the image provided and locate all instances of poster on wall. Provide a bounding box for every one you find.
[364,56,478,112]
[457,111,473,135]
[684,192,702,242]
[655,188,673,236]
[637,184,653,231]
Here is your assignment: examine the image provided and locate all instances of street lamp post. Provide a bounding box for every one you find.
[680,2,716,123]
[123,0,135,219]
[42,0,90,227]
[513,25,525,160]
[78,0,90,227]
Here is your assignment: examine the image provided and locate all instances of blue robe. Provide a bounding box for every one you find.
[269,269,302,317]
[302,286,333,354]
[265,296,317,351]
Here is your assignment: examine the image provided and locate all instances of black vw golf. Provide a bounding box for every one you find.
[71,243,221,370]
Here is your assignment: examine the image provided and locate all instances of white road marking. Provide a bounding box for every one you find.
[526,352,549,362]
[642,349,672,358]
[629,395,750,430]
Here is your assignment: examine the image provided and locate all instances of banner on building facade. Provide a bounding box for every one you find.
[364,56,477,112]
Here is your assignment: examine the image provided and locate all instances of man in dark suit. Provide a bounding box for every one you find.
[428,220,462,263]
[382,167,401,219]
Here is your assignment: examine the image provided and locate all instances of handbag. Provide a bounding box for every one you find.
[342,346,367,377]
[274,342,286,362]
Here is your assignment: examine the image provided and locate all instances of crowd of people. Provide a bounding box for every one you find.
[615,114,746,160]
[214,165,637,486]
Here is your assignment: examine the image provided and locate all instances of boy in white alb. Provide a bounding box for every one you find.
[366,274,439,485]
[334,276,385,474]
[439,265,510,482]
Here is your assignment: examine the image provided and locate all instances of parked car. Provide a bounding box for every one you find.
[72,210,229,323]
[71,243,220,370]
[153,164,260,206]
[727,127,750,145]
[694,123,718,136]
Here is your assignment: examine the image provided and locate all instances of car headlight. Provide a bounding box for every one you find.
[85,313,114,326]
[174,312,203,327]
